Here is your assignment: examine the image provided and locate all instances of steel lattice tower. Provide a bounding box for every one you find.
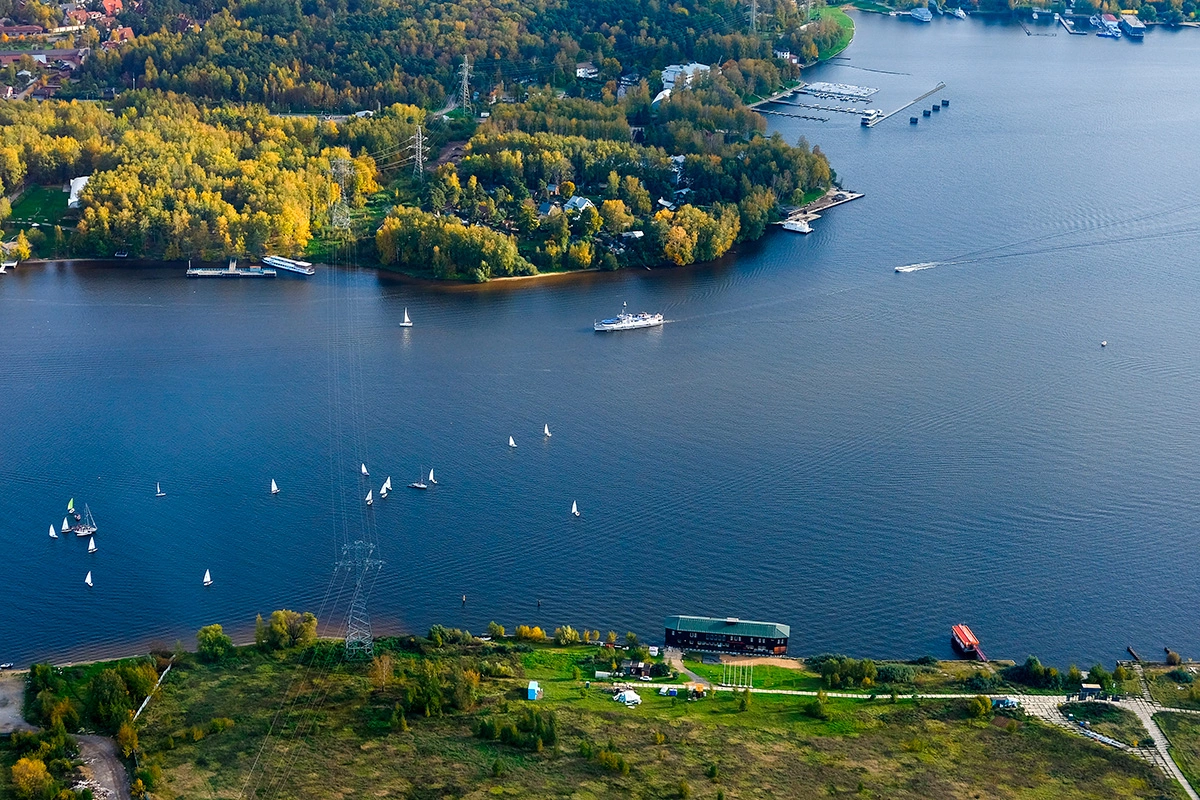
[339,540,382,659]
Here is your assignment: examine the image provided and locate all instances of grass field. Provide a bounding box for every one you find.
[8,185,70,226]
[122,642,1185,799]
[1157,712,1200,791]
[1063,702,1151,747]
[1145,666,1200,709]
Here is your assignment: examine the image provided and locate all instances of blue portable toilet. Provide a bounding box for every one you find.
[528,680,543,700]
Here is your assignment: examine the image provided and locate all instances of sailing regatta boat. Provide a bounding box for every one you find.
[380,481,388,499]
[399,308,413,328]
[156,482,166,498]
[408,469,428,490]
[271,479,280,495]
[428,469,437,485]
[84,571,92,587]
[61,517,70,534]
[68,498,80,521]
[544,424,552,437]
[87,537,97,553]
[361,463,370,477]
[75,505,97,536]
[571,501,580,517]
[509,436,517,448]
[49,524,58,540]
[203,569,213,587]
[365,489,373,506]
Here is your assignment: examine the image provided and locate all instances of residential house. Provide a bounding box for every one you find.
[563,195,594,214]
[575,61,599,80]
[101,0,123,15]
[661,62,710,91]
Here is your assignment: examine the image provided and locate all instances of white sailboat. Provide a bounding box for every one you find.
[365,489,373,506]
[50,524,59,540]
[156,482,166,498]
[544,424,552,437]
[84,571,92,587]
[399,308,413,328]
[61,517,70,533]
[571,501,580,517]
[380,482,388,499]
[87,537,97,553]
[428,468,437,485]
[383,477,392,492]
[509,436,517,448]
[271,479,280,495]
[361,463,370,476]
[203,569,213,587]
[75,505,97,536]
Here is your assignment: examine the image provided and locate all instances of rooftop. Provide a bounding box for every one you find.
[664,615,790,640]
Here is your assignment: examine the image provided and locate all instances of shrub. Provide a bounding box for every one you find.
[1003,656,1062,689]
[1166,669,1193,684]
[553,626,581,646]
[877,664,916,684]
[487,621,506,639]
[196,624,233,663]
[1167,651,1183,666]
[914,655,938,666]
[649,662,671,678]
[967,695,991,719]
[515,625,546,642]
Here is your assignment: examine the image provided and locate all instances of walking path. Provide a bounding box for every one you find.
[77,734,131,800]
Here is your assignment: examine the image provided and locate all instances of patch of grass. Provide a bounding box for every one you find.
[1156,712,1200,790]
[816,6,856,60]
[8,185,70,226]
[846,0,893,12]
[1062,702,1150,747]
[126,643,1185,799]
[1146,665,1200,709]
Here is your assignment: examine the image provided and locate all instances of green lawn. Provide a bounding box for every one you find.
[817,6,856,60]
[1156,712,1200,791]
[1145,666,1200,710]
[1062,702,1151,748]
[8,184,70,226]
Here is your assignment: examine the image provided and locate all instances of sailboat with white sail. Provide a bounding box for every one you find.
[380,477,392,498]
[87,537,97,553]
[544,424,552,437]
[361,463,370,477]
[84,571,92,587]
[399,308,413,328]
[74,505,97,537]
[365,489,373,506]
[408,469,428,490]
[61,517,69,534]
[203,569,213,587]
[49,524,58,540]
[571,501,580,518]
[156,482,166,498]
[509,436,517,448]
[428,469,437,485]
[271,479,280,495]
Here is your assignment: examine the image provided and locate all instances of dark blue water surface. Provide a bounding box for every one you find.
[3,14,1200,668]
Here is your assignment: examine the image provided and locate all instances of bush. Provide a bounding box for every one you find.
[914,655,938,666]
[967,695,991,719]
[1166,669,1194,684]
[553,626,581,646]
[487,621,506,639]
[877,664,915,684]
[196,624,233,663]
[1002,656,1061,690]
[1167,651,1183,666]
[649,661,671,678]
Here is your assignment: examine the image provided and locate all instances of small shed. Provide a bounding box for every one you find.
[527,680,543,701]
[1080,683,1102,699]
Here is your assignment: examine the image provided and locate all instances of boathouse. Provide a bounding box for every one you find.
[663,615,790,656]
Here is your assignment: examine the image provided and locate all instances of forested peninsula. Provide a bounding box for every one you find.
[0,0,852,281]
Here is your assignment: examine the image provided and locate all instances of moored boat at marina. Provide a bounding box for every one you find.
[911,7,933,22]
[951,623,988,661]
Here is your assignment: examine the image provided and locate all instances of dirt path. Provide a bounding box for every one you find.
[0,671,35,734]
[77,734,131,800]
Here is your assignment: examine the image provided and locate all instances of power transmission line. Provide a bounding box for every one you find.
[459,55,472,113]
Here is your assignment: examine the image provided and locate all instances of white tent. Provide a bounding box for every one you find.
[68,176,90,209]
[613,690,642,706]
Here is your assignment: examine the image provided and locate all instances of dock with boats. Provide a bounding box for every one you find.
[863,82,947,128]
[187,258,276,278]
[776,187,864,231]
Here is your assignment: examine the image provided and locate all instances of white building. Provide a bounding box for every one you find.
[67,176,89,209]
[661,62,710,91]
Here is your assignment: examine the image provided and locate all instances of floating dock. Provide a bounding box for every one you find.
[800,81,879,101]
[864,82,947,128]
[187,259,276,278]
[756,109,829,122]
[778,188,864,228]
[262,255,315,275]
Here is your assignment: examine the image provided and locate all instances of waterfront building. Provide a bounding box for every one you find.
[663,615,790,655]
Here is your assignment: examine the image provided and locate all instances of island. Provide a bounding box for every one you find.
[0,0,856,281]
[4,612,1200,798]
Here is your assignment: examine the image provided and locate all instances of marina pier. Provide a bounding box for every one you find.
[863,82,947,128]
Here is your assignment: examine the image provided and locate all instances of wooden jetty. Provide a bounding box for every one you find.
[864,82,947,128]
[756,109,829,122]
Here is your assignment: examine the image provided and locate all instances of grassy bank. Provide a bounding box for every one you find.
[818,6,857,60]
[1062,702,1151,748]
[116,640,1184,799]
[1145,666,1200,710]
[1157,712,1200,791]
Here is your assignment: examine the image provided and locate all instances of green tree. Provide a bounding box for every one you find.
[554,625,582,645]
[559,180,576,199]
[266,610,318,650]
[14,229,32,261]
[576,204,603,238]
[86,669,132,731]
[487,621,506,638]
[196,624,233,663]
[255,614,268,649]
[599,199,635,233]
[116,718,139,757]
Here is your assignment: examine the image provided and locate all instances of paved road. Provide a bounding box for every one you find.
[77,735,131,800]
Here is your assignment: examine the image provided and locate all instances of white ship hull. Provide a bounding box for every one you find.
[594,313,664,332]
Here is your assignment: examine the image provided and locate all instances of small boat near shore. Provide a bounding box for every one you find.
[780,219,812,234]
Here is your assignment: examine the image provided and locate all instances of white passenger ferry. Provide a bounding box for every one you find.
[594,302,664,332]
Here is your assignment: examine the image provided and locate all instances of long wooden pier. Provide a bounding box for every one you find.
[864,81,947,128]
[756,109,829,122]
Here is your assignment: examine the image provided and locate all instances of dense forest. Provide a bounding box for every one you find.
[65,0,846,111]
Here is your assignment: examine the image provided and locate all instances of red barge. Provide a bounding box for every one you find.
[951,624,988,662]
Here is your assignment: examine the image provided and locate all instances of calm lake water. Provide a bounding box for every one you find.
[4,14,1200,668]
